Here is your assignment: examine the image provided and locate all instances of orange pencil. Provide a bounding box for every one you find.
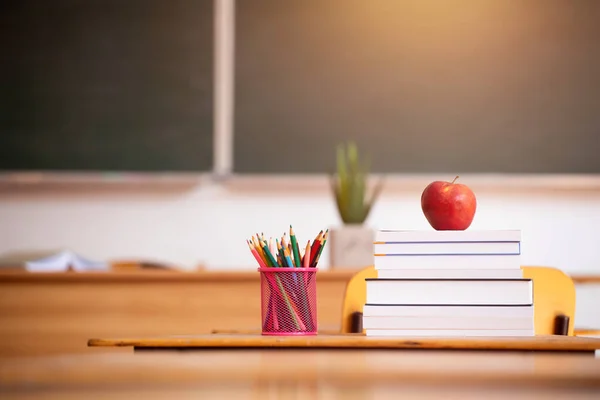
[303,240,311,268]
[252,237,268,265]
[255,235,269,257]
[282,236,293,262]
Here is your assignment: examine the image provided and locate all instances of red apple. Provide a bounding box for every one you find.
[421,176,477,230]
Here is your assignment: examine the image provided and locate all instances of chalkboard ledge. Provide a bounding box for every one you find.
[0,172,207,193]
[221,173,600,194]
[2,172,600,194]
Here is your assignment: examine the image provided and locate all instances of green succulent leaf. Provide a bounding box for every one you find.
[364,177,385,218]
[331,142,383,224]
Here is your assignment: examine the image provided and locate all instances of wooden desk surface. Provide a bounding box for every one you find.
[1,350,599,399]
[88,333,600,352]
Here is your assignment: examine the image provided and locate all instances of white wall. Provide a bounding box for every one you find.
[2,183,599,271]
[0,182,599,328]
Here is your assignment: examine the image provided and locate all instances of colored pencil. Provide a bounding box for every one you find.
[252,237,268,265]
[283,245,294,268]
[311,229,328,267]
[308,231,323,267]
[249,229,328,269]
[256,237,268,257]
[271,276,302,329]
[303,240,311,268]
[280,235,287,253]
[269,238,277,259]
[281,236,294,268]
[264,293,279,331]
[247,240,267,268]
[261,240,279,267]
[289,225,302,268]
[276,238,285,265]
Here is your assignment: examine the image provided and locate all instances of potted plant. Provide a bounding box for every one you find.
[329,142,384,269]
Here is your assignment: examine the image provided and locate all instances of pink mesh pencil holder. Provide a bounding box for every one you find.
[259,267,318,335]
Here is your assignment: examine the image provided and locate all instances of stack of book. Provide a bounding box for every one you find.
[364,230,534,337]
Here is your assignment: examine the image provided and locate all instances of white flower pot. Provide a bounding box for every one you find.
[329,224,374,270]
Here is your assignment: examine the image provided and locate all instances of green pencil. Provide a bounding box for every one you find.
[289,225,302,268]
[261,241,279,267]
[276,238,285,267]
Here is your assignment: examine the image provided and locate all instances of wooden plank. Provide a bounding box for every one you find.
[87,333,600,352]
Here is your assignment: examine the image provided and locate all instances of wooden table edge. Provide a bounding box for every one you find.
[87,334,600,352]
[0,269,355,283]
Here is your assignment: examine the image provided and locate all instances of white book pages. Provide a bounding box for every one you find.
[25,251,109,272]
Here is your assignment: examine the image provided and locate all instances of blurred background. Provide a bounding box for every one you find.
[0,0,599,335]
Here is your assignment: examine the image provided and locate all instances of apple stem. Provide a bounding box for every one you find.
[451,176,459,184]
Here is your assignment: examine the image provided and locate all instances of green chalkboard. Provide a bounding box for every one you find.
[0,0,213,172]
[234,0,600,174]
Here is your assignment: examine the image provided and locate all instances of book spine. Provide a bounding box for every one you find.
[373,254,521,270]
[374,241,521,255]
